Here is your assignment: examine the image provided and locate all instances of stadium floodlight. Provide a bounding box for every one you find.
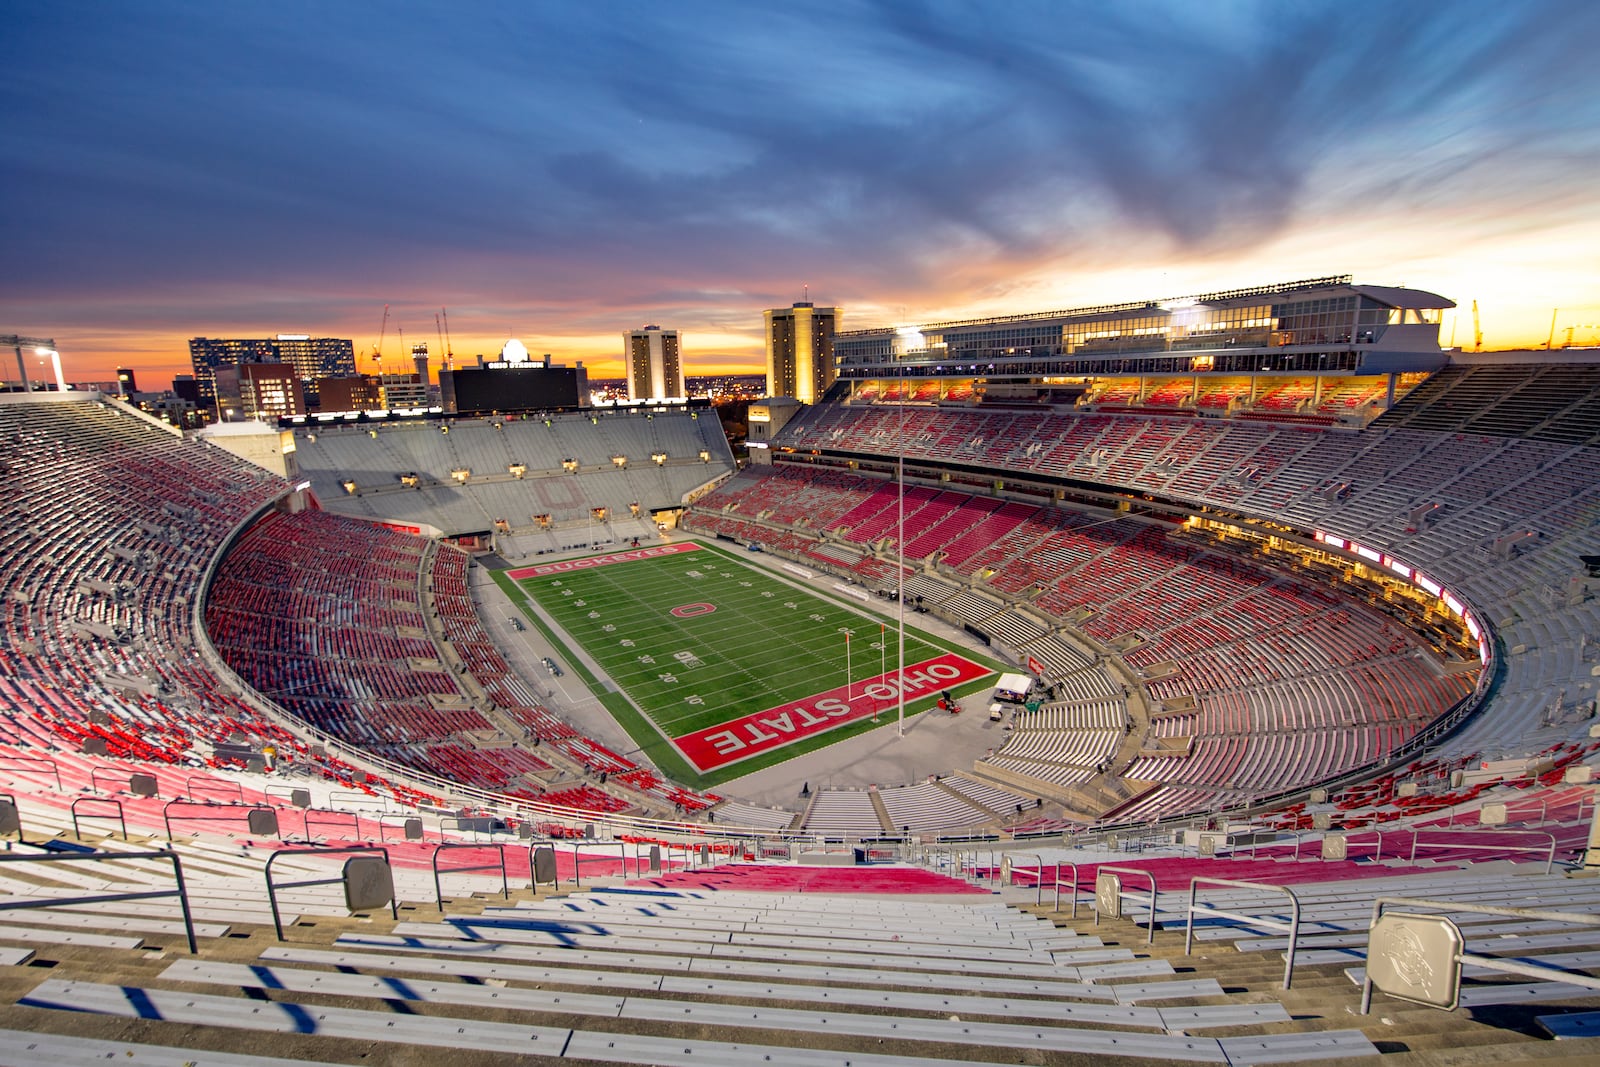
[34,347,67,392]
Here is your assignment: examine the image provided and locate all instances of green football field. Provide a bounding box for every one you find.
[494,541,999,788]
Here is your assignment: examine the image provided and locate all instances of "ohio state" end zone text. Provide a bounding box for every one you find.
[672,652,992,772]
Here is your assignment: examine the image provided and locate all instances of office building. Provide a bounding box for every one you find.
[765,302,837,404]
[189,335,356,412]
[237,362,305,420]
[624,326,685,401]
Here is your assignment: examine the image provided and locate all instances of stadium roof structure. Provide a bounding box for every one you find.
[834,275,1456,381]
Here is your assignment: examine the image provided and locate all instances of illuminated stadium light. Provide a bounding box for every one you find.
[508,462,526,479]
[450,467,470,484]
[340,479,356,494]
[561,458,578,472]
[611,454,628,468]
[651,451,667,466]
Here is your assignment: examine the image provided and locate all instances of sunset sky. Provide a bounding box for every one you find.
[4,1,1599,388]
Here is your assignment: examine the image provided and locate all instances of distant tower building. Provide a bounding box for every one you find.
[236,363,305,420]
[188,335,355,412]
[171,374,200,406]
[189,338,276,412]
[115,367,137,396]
[764,302,837,403]
[624,326,684,401]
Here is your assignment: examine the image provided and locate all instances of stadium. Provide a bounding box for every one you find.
[5,273,1600,1064]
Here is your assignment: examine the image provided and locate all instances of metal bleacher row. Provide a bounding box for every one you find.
[290,407,737,541]
[206,506,720,818]
[686,460,1475,825]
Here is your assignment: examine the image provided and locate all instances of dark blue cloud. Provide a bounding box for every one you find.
[2,0,1598,350]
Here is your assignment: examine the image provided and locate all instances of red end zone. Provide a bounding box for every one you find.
[672,652,993,773]
[507,541,701,579]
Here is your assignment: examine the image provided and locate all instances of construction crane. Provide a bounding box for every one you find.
[435,313,445,369]
[1563,324,1600,349]
[371,303,390,375]
[1471,300,1483,352]
[440,307,454,369]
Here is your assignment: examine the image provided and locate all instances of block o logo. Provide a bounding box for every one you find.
[671,603,716,618]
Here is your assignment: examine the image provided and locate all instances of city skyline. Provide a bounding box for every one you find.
[4,1,1599,388]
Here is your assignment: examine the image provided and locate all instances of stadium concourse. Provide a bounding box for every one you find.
[3,348,1600,1064]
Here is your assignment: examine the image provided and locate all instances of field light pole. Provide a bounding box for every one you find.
[896,363,906,738]
[878,622,886,723]
[844,630,852,700]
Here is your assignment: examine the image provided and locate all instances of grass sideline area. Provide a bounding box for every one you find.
[491,541,1004,790]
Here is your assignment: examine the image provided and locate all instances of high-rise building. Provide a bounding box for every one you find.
[764,302,837,403]
[171,374,201,407]
[115,367,137,395]
[314,376,382,412]
[624,326,684,401]
[237,362,306,420]
[188,335,355,412]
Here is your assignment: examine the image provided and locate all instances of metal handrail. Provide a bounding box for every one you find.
[1241,830,1304,862]
[329,789,391,812]
[1406,828,1559,874]
[89,767,148,797]
[70,796,128,841]
[0,848,196,953]
[573,839,631,883]
[1009,852,1044,904]
[265,845,396,940]
[377,813,425,843]
[263,784,310,807]
[1329,828,1384,862]
[0,755,61,792]
[301,807,362,842]
[431,842,510,910]
[1185,876,1303,990]
[1093,864,1160,944]
[1055,860,1080,917]
[184,775,243,803]
[162,799,277,843]
[1361,896,1600,1014]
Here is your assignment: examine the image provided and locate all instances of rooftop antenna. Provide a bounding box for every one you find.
[803,283,808,304]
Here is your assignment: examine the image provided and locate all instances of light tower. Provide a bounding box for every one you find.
[3,335,64,392]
